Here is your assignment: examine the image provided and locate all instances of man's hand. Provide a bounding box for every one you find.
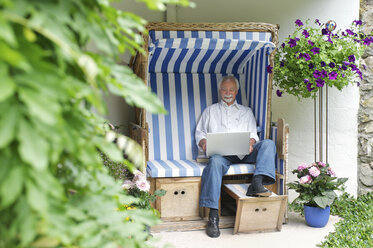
[249,138,256,153]
[199,139,207,152]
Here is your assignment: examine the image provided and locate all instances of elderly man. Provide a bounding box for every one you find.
[195,76,276,238]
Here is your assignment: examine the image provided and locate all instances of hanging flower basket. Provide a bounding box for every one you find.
[272,19,373,99]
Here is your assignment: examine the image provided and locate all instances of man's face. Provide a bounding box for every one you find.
[219,79,238,105]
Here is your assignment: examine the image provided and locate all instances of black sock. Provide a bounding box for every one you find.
[251,175,264,190]
[209,208,218,218]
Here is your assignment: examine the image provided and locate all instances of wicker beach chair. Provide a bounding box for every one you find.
[130,22,289,231]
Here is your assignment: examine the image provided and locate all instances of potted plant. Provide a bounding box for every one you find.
[288,162,348,227]
[271,19,373,99]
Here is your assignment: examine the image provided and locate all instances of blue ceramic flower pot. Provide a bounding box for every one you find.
[304,205,330,228]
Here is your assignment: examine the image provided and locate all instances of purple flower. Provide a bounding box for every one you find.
[281,42,285,48]
[348,55,356,63]
[317,162,326,167]
[308,40,314,46]
[316,78,325,87]
[276,89,283,97]
[313,70,322,78]
[310,47,320,54]
[288,38,297,48]
[346,29,355,35]
[322,28,328,35]
[280,61,284,67]
[122,180,134,190]
[343,61,350,66]
[356,81,361,86]
[329,62,335,68]
[342,65,348,70]
[307,83,314,92]
[295,19,304,27]
[298,163,308,171]
[303,53,311,61]
[350,64,358,71]
[302,29,310,38]
[328,71,338,80]
[304,78,309,84]
[321,70,328,78]
[308,63,314,69]
[133,169,147,182]
[356,70,363,80]
[320,61,326,67]
[363,36,373,45]
[309,166,321,177]
[327,167,336,176]
[353,20,362,26]
[267,65,273,73]
[315,19,321,26]
[136,179,150,192]
[342,73,345,77]
[327,36,333,44]
[300,175,312,184]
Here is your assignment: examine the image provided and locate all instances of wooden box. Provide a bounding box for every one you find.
[223,184,287,234]
[155,177,201,221]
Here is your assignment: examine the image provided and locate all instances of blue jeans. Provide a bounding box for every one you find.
[199,139,276,209]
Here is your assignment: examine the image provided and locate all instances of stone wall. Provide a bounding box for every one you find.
[358,0,373,195]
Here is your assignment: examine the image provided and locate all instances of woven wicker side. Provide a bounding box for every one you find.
[145,22,279,46]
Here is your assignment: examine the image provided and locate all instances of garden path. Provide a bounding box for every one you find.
[149,212,340,248]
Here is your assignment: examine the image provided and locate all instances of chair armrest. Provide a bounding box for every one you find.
[277,118,285,160]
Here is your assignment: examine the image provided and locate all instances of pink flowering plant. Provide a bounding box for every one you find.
[272,19,373,99]
[122,170,166,211]
[288,162,348,208]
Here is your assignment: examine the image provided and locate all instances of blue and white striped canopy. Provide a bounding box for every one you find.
[149,32,275,74]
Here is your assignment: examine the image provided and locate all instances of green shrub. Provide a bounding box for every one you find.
[289,192,373,247]
[0,0,190,247]
[318,192,373,248]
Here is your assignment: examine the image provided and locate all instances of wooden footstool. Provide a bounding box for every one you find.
[223,184,287,234]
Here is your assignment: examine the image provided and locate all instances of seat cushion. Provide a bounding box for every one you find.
[147,159,255,178]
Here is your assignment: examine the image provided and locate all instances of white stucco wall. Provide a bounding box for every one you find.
[111,0,360,197]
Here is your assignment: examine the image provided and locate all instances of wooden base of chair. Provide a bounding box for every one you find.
[151,216,235,232]
[223,184,287,234]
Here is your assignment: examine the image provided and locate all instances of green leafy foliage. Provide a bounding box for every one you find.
[288,162,347,208]
[0,0,190,247]
[289,192,373,247]
[273,19,373,99]
[318,192,373,248]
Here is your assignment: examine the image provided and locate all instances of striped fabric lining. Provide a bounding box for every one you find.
[246,49,270,140]
[149,31,273,44]
[147,160,255,178]
[146,30,274,178]
[149,38,274,74]
[147,73,247,161]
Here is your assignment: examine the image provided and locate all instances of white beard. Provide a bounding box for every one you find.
[223,95,233,104]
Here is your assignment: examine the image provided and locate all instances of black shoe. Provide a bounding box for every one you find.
[246,184,272,197]
[206,216,220,238]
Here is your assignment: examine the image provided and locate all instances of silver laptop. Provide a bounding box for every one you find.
[206,132,251,157]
